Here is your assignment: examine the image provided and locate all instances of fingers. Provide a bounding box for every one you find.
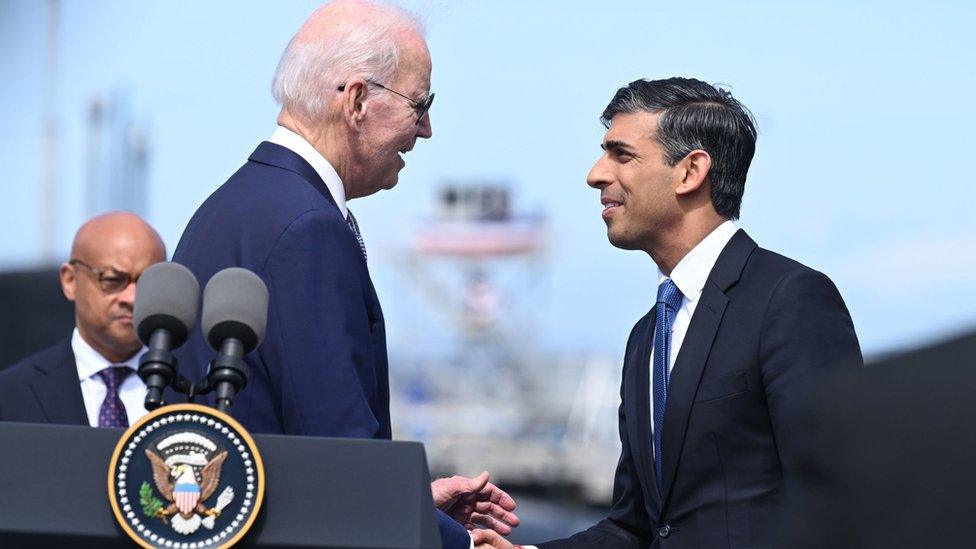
[469,470,490,492]
[481,482,517,511]
[471,528,515,549]
[435,470,521,531]
[453,501,519,530]
[467,513,513,535]
[471,501,520,528]
[431,474,479,508]
[437,472,489,500]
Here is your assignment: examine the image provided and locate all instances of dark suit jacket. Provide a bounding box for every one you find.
[173,142,469,549]
[542,230,863,549]
[0,338,88,425]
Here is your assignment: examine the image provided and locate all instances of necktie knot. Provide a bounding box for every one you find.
[657,278,684,312]
[97,365,131,391]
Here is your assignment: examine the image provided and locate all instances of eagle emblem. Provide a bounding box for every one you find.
[108,404,264,548]
[142,432,234,535]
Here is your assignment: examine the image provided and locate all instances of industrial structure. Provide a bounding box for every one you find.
[390,183,620,502]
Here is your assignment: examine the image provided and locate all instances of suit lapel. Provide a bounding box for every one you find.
[249,141,341,213]
[658,284,728,505]
[658,229,757,508]
[29,339,89,426]
[625,308,663,515]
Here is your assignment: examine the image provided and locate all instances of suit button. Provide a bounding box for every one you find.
[659,524,672,538]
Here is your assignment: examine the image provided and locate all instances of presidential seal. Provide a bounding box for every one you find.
[108,403,265,549]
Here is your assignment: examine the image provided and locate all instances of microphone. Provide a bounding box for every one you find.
[201,267,269,413]
[134,262,200,411]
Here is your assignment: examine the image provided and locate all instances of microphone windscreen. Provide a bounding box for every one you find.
[133,262,200,347]
[201,267,269,353]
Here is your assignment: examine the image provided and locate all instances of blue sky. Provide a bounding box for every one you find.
[1,0,974,357]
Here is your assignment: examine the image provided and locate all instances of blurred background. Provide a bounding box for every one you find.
[1,0,974,542]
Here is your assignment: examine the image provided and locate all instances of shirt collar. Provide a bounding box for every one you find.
[71,328,145,381]
[657,220,739,303]
[268,125,348,218]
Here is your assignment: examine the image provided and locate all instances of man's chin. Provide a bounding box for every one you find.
[109,331,141,351]
[607,230,638,251]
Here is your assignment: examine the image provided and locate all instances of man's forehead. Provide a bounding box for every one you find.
[394,40,431,90]
[83,241,162,270]
[72,222,164,268]
[603,111,661,145]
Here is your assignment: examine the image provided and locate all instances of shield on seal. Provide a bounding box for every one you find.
[173,474,201,515]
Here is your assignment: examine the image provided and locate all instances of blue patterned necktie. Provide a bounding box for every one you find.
[97,366,131,428]
[346,209,367,262]
[653,278,684,492]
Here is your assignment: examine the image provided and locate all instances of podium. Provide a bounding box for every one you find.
[0,422,442,548]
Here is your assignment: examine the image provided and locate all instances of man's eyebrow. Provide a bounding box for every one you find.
[601,139,635,154]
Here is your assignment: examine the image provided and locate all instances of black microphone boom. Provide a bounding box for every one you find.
[133,262,200,410]
[201,267,269,413]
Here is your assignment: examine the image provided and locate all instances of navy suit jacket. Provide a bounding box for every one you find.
[541,230,863,549]
[0,338,89,425]
[173,142,469,549]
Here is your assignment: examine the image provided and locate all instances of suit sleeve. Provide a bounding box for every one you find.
[258,209,385,437]
[437,509,472,549]
[759,269,863,488]
[538,323,653,549]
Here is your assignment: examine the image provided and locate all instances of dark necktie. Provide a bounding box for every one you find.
[653,278,683,492]
[97,366,131,428]
[346,208,367,262]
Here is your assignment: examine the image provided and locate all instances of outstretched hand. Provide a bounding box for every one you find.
[472,528,519,549]
[431,470,520,534]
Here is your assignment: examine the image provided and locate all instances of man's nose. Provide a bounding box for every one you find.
[118,279,137,306]
[587,156,611,189]
[417,111,432,139]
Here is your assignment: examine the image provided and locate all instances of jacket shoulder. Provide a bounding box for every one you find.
[743,245,839,290]
[0,338,73,386]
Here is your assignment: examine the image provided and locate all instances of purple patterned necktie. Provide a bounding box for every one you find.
[97,366,132,428]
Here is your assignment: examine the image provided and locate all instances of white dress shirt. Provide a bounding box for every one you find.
[651,220,738,433]
[72,328,149,427]
[268,125,348,218]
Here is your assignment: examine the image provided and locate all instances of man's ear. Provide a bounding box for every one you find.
[338,77,369,128]
[675,150,712,197]
[60,263,76,302]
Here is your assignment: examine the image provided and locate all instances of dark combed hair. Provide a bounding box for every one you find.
[600,77,757,220]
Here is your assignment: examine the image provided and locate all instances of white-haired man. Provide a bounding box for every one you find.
[173,2,517,547]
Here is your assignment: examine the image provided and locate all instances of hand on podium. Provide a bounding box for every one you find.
[431,470,520,535]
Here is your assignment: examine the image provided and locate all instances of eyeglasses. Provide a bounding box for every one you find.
[337,79,435,125]
[69,259,136,294]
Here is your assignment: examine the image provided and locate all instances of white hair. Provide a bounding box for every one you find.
[271,1,425,123]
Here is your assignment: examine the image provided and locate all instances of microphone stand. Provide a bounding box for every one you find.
[138,329,177,411]
[150,340,248,414]
[209,337,248,413]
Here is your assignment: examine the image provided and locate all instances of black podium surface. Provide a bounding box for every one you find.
[0,422,441,548]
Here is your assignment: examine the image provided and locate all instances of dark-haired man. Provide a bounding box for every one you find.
[475,78,863,548]
[0,212,166,427]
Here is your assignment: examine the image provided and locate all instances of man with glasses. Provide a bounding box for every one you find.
[0,212,166,428]
[172,2,516,548]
